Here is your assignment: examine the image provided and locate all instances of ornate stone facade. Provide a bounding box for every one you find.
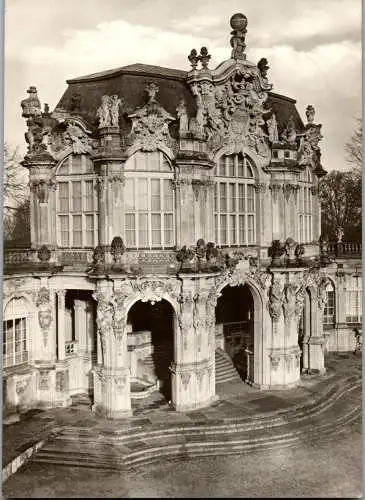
[4,12,343,420]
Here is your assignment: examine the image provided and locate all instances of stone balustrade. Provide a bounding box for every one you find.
[326,242,362,257]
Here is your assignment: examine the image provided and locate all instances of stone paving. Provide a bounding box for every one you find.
[2,353,362,473]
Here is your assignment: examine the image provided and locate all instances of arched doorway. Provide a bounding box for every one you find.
[127,299,174,400]
[215,285,254,383]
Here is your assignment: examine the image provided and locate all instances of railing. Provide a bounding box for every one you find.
[326,242,362,257]
[65,340,78,356]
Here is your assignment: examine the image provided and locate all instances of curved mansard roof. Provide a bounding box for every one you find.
[55,63,305,137]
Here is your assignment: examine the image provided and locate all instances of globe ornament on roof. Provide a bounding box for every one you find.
[230,13,248,60]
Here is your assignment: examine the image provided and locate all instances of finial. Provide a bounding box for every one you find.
[257,58,269,78]
[306,105,315,124]
[21,86,42,118]
[188,48,199,69]
[199,47,211,69]
[230,13,248,60]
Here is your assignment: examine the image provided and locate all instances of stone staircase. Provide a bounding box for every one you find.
[215,348,242,384]
[141,346,242,386]
[29,375,361,472]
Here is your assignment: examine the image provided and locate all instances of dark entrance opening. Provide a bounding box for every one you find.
[127,299,174,400]
[215,285,254,382]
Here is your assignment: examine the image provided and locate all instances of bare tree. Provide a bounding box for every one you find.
[3,143,28,211]
[3,143,29,242]
[345,118,362,170]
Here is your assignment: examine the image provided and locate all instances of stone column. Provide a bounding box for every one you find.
[307,282,326,374]
[175,179,195,246]
[267,271,302,389]
[270,182,283,241]
[57,290,66,361]
[91,282,132,419]
[74,300,88,355]
[255,182,269,247]
[171,276,216,411]
[27,157,57,247]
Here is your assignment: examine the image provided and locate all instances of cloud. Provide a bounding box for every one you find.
[4,0,362,172]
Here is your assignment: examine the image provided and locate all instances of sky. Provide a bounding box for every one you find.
[4,0,362,171]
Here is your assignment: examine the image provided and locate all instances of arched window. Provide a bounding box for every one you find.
[56,155,98,248]
[346,275,362,324]
[3,298,29,368]
[214,153,256,246]
[323,281,335,326]
[298,168,313,243]
[124,151,175,248]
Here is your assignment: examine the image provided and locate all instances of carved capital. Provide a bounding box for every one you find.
[30,179,55,203]
[254,182,267,193]
[269,182,282,202]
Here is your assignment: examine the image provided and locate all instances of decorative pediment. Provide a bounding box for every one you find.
[127,83,175,152]
[183,60,272,159]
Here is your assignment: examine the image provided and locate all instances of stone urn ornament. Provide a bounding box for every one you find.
[110,236,126,266]
[269,240,285,267]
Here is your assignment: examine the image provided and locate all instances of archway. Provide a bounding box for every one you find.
[127,299,174,400]
[215,284,254,383]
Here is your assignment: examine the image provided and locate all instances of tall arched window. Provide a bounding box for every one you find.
[56,155,98,248]
[323,280,335,326]
[298,168,313,243]
[124,151,175,249]
[3,298,29,368]
[346,274,362,324]
[214,153,256,246]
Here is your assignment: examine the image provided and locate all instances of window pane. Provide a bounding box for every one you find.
[239,215,245,244]
[247,185,254,212]
[59,216,69,246]
[214,183,218,212]
[58,158,69,175]
[214,214,218,243]
[84,181,94,211]
[247,215,254,244]
[163,180,173,211]
[227,156,235,177]
[72,215,82,246]
[151,179,161,211]
[72,181,82,212]
[85,157,94,173]
[219,157,225,176]
[230,215,236,244]
[220,215,227,245]
[85,214,94,246]
[71,155,82,174]
[138,214,148,247]
[238,184,245,212]
[125,214,135,246]
[245,163,254,178]
[137,179,148,211]
[237,156,244,177]
[161,155,171,172]
[151,214,161,246]
[58,183,69,212]
[164,214,174,246]
[228,183,235,212]
[124,178,135,211]
[220,183,227,212]
[149,152,160,172]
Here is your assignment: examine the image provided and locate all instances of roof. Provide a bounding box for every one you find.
[55,63,305,137]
